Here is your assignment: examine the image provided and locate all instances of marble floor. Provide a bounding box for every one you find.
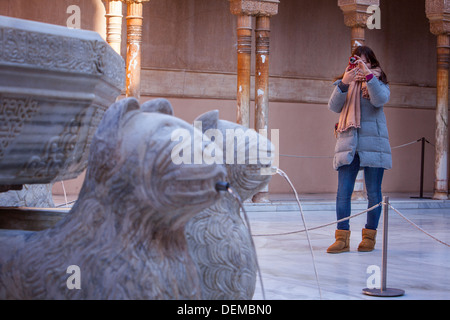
[248,196,450,300]
[53,193,450,300]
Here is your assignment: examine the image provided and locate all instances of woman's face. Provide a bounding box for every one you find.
[360,54,372,69]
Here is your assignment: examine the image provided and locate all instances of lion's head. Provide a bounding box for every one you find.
[82,98,227,231]
[194,110,274,201]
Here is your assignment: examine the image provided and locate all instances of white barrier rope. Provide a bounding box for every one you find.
[252,201,450,248]
[269,137,448,246]
[253,203,382,237]
[389,204,450,248]
[391,139,420,150]
[280,154,333,159]
[55,200,77,208]
[280,138,425,159]
[250,196,448,300]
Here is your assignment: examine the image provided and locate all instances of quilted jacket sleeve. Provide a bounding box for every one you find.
[328,80,348,114]
[366,77,390,107]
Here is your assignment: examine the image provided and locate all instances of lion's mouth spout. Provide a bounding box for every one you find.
[160,165,226,208]
[215,181,231,192]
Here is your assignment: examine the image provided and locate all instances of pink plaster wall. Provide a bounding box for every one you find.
[165,98,437,195]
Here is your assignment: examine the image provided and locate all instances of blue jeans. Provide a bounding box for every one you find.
[336,153,384,231]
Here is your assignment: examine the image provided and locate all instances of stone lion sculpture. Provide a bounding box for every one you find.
[185,110,274,300]
[0,98,226,300]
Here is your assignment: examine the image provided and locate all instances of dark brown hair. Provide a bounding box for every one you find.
[335,46,388,84]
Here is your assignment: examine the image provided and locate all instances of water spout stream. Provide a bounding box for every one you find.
[227,186,266,301]
[275,167,323,299]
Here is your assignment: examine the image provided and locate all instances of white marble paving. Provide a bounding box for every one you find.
[248,203,450,300]
[54,193,450,300]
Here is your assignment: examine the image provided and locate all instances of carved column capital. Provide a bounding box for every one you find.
[426,0,450,35]
[229,0,279,17]
[338,0,379,28]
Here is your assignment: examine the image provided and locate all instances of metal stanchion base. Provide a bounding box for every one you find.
[362,288,405,297]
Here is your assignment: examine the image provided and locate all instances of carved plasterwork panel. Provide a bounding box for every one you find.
[0,15,125,185]
[0,97,39,160]
[426,0,450,35]
[20,110,86,181]
[229,0,279,17]
[0,28,124,90]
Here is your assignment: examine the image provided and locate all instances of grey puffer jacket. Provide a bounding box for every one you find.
[328,77,392,170]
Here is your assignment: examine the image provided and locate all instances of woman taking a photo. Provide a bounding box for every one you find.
[327,46,391,254]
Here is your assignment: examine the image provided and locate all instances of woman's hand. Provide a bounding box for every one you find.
[354,55,372,76]
[342,66,360,85]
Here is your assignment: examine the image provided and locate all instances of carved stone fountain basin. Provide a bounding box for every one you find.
[0,16,125,189]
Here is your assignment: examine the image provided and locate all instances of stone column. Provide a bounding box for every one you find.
[254,15,270,135]
[350,26,365,53]
[123,0,149,99]
[230,0,279,131]
[251,15,272,203]
[338,0,379,200]
[235,14,253,128]
[229,1,279,202]
[426,0,450,200]
[105,0,123,55]
[338,0,379,52]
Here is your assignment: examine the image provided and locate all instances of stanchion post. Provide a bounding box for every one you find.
[381,196,389,291]
[419,137,425,198]
[362,196,405,297]
[411,137,431,199]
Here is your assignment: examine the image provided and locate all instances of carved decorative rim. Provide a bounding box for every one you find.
[0,16,125,90]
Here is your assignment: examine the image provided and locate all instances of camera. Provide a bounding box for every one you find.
[348,56,358,70]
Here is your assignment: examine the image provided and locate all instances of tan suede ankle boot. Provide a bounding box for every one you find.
[327,230,351,254]
[357,228,377,252]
